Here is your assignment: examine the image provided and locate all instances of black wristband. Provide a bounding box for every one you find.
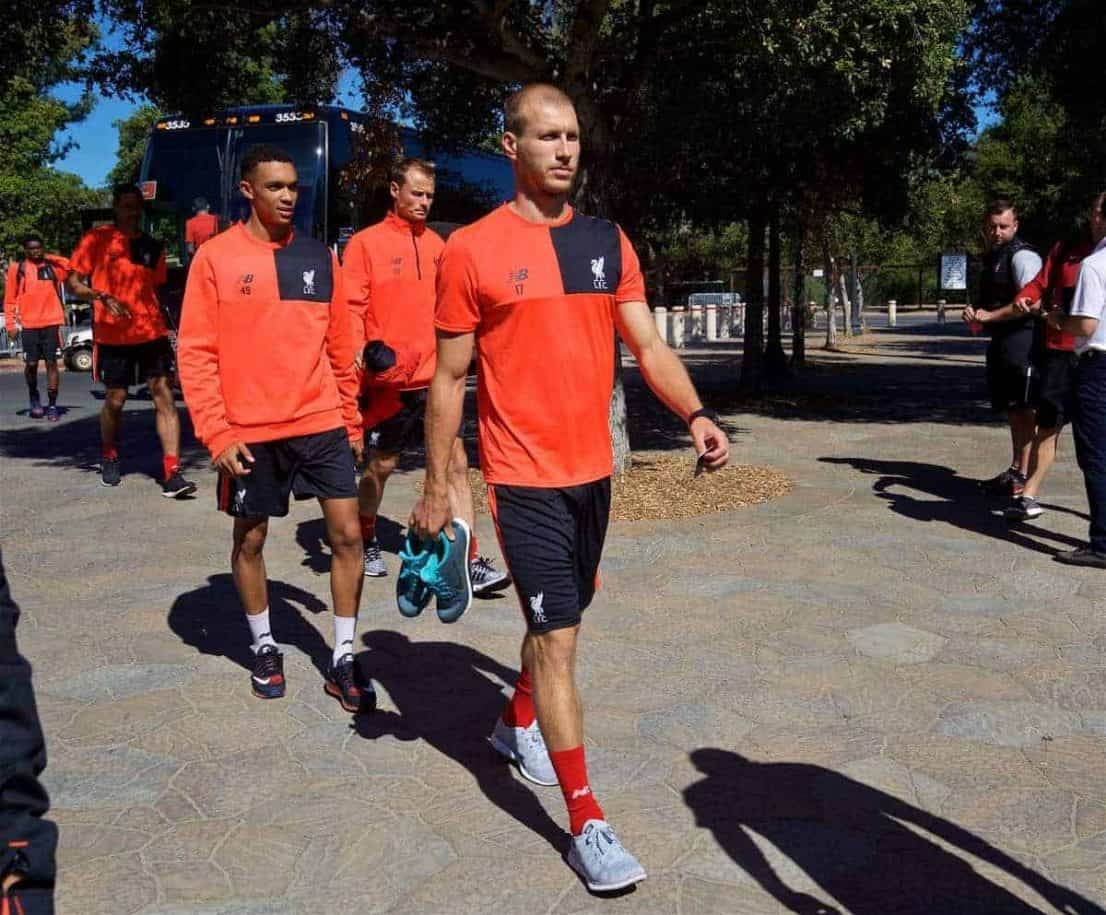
[687,407,720,427]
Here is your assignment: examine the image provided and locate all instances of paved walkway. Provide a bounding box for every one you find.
[0,317,1103,914]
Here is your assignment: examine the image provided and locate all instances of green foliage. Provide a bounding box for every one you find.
[106,105,162,187]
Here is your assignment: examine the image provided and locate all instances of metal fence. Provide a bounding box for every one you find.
[653,291,796,347]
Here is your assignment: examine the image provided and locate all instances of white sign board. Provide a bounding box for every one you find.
[940,253,968,291]
[812,269,825,278]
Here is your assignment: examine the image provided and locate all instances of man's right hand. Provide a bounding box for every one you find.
[409,483,452,542]
[101,295,131,319]
[962,305,976,323]
[1013,296,1040,315]
[214,442,254,476]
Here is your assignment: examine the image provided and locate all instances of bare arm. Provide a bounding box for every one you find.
[1052,313,1099,337]
[615,300,729,469]
[409,330,474,539]
[66,272,129,318]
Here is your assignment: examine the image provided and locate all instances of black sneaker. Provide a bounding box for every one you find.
[1004,495,1043,521]
[325,653,375,713]
[980,467,1025,497]
[100,458,121,487]
[470,555,511,596]
[161,470,198,499]
[251,644,286,699]
[1053,547,1106,569]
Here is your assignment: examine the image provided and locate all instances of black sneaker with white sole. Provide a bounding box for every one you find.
[161,470,197,499]
[1003,495,1042,520]
[1053,546,1106,568]
[100,458,121,487]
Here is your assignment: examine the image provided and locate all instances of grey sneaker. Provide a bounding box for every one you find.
[1004,495,1042,520]
[100,458,121,487]
[363,538,386,577]
[489,717,558,786]
[566,819,647,892]
[470,555,511,596]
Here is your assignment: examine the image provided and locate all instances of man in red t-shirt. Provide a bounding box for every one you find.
[410,84,729,891]
[4,234,68,421]
[344,158,508,594]
[185,197,219,259]
[67,184,196,497]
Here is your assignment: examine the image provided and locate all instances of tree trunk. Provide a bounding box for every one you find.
[739,206,767,391]
[822,238,837,349]
[848,251,862,334]
[791,223,806,368]
[856,266,866,333]
[838,271,852,338]
[609,345,631,474]
[764,209,788,377]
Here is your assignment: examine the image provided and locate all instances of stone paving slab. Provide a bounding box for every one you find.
[0,321,1104,914]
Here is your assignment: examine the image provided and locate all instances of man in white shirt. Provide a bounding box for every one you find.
[1048,192,1106,566]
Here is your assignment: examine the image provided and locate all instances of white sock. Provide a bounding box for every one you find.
[247,608,277,653]
[333,615,357,665]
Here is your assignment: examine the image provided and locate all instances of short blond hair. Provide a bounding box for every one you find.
[391,157,435,187]
[504,83,575,135]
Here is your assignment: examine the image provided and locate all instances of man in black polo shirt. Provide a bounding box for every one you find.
[963,200,1043,496]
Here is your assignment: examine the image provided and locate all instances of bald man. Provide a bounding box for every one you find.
[410,83,729,892]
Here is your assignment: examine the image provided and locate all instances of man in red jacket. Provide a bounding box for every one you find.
[4,235,68,421]
[177,144,369,714]
[344,158,508,594]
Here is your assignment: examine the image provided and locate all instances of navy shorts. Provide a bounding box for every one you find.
[367,389,427,455]
[216,428,358,518]
[986,329,1035,412]
[487,478,611,633]
[20,326,61,364]
[95,337,173,390]
[1034,348,1077,429]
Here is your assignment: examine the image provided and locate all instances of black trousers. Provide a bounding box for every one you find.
[1072,351,1106,553]
[0,552,56,914]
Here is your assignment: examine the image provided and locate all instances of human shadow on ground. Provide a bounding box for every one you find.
[684,749,1104,915]
[0,395,203,481]
[821,457,1085,556]
[167,573,332,676]
[352,630,566,853]
[295,515,404,575]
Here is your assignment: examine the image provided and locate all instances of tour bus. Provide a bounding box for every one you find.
[135,103,513,318]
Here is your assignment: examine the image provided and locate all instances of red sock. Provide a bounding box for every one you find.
[102,445,118,461]
[549,745,605,835]
[469,531,479,563]
[360,515,376,542]
[163,454,179,480]
[501,668,535,728]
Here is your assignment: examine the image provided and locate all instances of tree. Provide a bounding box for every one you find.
[106,106,162,187]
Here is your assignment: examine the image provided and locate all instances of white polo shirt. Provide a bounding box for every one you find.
[1070,236,1106,354]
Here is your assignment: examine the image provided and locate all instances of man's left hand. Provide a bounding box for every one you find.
[351,438,365,465]
[691,417,729,471]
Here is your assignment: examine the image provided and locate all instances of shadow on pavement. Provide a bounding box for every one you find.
[683,749,1103,915]
[295,515,404,575]
[821,457,1085,556]
[352,629,566,852]
[167,573,332,677]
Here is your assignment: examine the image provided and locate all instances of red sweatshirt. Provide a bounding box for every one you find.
[177,223,361,459]
[342,211,445,391]
[4,255,69,333]
[1017,238,1091,352]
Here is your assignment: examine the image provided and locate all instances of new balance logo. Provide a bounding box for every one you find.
[570,786,592,800]
[302,269,316,296]
[591,256,607,290]
[529,592,547,625]
[509,266,529,296]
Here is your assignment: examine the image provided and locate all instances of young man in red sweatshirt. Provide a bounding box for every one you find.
[177,145,369,714]
[67,184,196,496]
[343,158,508,594]
[4,234,68,421]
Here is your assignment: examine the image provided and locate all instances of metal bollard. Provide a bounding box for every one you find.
[671,307,686,348]
[936,299,946,324]
[888,299,897,328]
[654,306,668,344]
[706,304,718,342]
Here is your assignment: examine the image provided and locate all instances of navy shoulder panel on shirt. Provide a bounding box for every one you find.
[274,234,334,303]
[129,235,164,271]
[549,213,622,296]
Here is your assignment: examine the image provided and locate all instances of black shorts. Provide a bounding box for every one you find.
[487,478,611,633]
[216,427,358,518]
[21,326,61,364]
[95,337,173,390]
[1034,348,1077,429]
[986,330,1035,412]
[367,389,427,455]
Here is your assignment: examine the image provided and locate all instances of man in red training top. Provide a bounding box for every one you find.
[343,157,509,594]
[177,144,369,714]
[67,184,197,496]
[185,197,220,259]
[411,84,729,891]
[4,234,69,421]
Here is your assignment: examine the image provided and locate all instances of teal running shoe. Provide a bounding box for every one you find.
[429,518,474,624]
[395,532,435,618]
